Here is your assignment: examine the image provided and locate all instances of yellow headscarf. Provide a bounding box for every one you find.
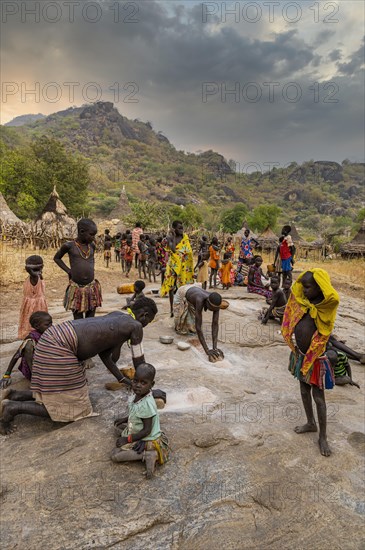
[291,268,339,336]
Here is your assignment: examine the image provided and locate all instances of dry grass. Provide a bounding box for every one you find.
[294,258,365,287]
[0,243,108,287]
[1,243,364,293]
[259,251,364,290]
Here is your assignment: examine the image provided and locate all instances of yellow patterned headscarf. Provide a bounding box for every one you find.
[291,268,339,336]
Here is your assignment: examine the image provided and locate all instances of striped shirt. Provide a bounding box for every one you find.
[132,227,143,252]
[31,322,86,394]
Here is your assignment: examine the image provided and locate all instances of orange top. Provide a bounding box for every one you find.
[219,261,232,285]
[209,245,220,269]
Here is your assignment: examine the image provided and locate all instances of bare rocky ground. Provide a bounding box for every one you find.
[0,263,364,550]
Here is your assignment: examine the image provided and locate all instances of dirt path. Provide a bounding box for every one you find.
[0,262,364,549]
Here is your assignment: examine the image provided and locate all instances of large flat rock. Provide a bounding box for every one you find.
[1,286,364,549]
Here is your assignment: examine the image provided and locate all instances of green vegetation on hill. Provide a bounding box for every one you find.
[1,102,364,240]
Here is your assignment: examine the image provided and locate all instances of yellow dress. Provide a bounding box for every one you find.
[160,234,194,296]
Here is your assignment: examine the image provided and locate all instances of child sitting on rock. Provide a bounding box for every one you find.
[325,349,360,388]
[111,363,170,478]
[125,280,146,309]
[260,276,287,324]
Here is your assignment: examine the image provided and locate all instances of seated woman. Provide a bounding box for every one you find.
[247,256,272,300]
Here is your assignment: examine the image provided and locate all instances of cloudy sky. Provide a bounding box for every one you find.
[1,0,364,167]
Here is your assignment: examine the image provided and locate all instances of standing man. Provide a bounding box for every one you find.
[132,222,143,269]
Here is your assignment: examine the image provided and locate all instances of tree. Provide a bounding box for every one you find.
[31,136,90,217]
[125,201,169,230]
[220,203,248,233]
[247,205,281,233]
[169,204,203,229]
[0,136,90,219]
[355,207,365,224]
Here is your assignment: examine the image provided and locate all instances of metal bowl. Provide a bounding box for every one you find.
[151,289,159,295]
[159,335,174,344]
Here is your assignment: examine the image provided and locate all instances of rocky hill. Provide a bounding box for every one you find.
[5,113,46,127]
[1,102,364,234]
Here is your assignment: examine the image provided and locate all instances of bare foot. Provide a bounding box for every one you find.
[0,419,16,435]
[145,450,158,479]
[319,437,331,457]
[294,423,317,434]
[170,311,174,318]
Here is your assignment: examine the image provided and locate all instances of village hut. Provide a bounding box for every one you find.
[256,226,278,252]
[0,192,25,227]
[33,186,77,247]
[0,192,28,245]
[285,222,322,259]
[340,220,365,258]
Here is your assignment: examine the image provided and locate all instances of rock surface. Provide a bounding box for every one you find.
[1,283,364,549]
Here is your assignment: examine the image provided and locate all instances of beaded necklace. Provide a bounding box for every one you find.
[74,239,91,259]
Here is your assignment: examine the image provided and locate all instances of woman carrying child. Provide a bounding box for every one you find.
[111,363,170,478]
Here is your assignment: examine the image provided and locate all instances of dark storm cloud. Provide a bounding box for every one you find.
[1,1,364,164]
[329,49,343,62]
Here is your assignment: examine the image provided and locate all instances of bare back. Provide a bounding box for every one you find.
[72,312,143,360]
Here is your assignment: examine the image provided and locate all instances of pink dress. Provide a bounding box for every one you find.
[18,278,48,339]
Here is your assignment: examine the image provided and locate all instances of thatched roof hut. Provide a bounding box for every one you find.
[340,220,365,257]
[0,192,25,226]
[289,223,306,244]
[256,226,278,251]
[34,186,77,241]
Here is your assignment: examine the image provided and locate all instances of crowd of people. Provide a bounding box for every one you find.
[0,218,363,476]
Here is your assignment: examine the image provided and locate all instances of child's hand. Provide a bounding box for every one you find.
[116,436,128,448]
[132,440,146,454]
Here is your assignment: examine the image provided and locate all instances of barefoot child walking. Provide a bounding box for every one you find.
[111,363,170,478]
[54,218,102,320]
[282,269,339,456]
[18,255,48,340]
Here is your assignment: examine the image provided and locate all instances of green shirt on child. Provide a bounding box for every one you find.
[122,392,161,441]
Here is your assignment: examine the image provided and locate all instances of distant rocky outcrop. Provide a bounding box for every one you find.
[5,113,45,127]
[289,161,343,184]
